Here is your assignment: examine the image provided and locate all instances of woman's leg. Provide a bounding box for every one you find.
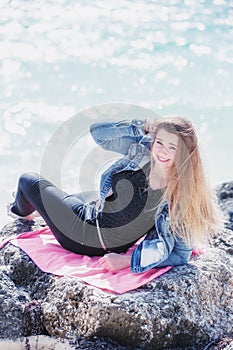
[10,172,106,256]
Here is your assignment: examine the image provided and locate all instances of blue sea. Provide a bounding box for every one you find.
[0,0,232,229]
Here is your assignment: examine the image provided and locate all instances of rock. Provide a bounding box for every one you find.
[204,337,233,350]
[0,335,130,349]
[0,335,76,349]
[216,181,233,231]
[0,183,233,349]
[0,270,25,339]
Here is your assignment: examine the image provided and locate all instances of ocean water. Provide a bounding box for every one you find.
[0,0,233,229]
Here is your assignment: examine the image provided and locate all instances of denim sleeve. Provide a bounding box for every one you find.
[90,119,145,155]
[130,228,174,273]
[156,245,193,267]
[130,227,193,273]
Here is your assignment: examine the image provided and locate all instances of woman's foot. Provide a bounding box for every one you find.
[7,202,35,221]
[8,191,41,220]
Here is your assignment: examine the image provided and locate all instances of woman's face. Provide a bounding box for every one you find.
[151,128,179,170]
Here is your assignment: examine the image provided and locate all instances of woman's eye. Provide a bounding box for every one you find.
[169,147,176,151]
[156,140,162,145]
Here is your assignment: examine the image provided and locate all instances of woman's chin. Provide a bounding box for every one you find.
[155,159,171,169]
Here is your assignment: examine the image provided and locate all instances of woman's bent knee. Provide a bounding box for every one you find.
[19,172,40,181]
[18,172,41,190]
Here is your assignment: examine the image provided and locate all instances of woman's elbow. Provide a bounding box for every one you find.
[175,249,193,265]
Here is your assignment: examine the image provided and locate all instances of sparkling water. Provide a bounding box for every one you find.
[0,0,232,229]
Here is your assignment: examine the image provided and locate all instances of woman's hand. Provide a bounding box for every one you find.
[99,253,131,272]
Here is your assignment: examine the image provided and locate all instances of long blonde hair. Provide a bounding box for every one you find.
[148,116,223,247]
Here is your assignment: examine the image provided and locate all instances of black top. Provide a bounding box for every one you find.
[98,162,164,253]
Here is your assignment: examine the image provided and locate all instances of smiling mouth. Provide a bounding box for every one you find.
[157,156,169,163]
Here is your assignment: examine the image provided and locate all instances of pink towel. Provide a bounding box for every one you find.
[0,227,172,294]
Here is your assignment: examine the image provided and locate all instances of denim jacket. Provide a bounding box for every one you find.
[90,119,193,273]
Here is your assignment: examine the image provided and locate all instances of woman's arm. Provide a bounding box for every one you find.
[98,239,192,273]
[90,119,145,155]
[99,253,131,272]
[130,230,193,273]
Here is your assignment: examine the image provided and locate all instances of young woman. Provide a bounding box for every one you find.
[7,116,223,273]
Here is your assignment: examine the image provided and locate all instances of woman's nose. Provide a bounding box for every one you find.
[159,144,168,154]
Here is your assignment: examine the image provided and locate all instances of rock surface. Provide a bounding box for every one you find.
[216,182,233,232]
[0,182,232,350]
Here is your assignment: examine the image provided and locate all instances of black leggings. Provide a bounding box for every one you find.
[11,172,106,256]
